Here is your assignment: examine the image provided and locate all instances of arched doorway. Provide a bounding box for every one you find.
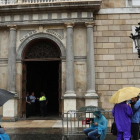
[22,39,62,118]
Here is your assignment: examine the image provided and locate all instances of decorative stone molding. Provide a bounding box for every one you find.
[7,25,17,30]
[64,22,75,28]
[85,22,95,28]
[17,33,66,61]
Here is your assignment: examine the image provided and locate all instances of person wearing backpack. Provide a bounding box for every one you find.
[129,96,140,140]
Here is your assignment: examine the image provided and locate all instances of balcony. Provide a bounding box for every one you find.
[0,0,102,5]
[0,0,102,14]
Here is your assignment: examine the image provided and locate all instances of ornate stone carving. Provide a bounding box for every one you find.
[85,22,95,27]
[25,41,60,59]
[64,22,75,28]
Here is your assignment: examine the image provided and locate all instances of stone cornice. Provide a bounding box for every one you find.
[0,1,102,13]
[97,7,140,14]
[0,12,94,27]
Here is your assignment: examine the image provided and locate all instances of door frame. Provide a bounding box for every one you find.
[22,59,62,118]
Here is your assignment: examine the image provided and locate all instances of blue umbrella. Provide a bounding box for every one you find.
[0,89,15,106]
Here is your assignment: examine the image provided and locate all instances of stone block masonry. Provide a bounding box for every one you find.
[95,13,140,110]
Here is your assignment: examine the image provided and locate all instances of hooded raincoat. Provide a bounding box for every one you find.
[91,111,108,140]
[0,133,10,140]
[112,102,133,136]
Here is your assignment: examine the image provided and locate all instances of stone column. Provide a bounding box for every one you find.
[7,25,17,94]
[2,25,18,121]
[64,23,76,113]
[85,22,98,107]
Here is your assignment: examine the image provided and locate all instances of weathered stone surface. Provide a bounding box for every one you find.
[122,72,134,78]
[110,85,122,90]
[104,67,116,72]
[0,30,9,58]
[96,61,108,66]
[110,73,122,78]
[97,73,110,78]
[104,79,115,84]
[75,62,86,93]
[103,43,114,48]
[101,20,113,25]
[95,67,104,72]
[96,49,108,54]
[109,49,121,54]
[97,37,109,42]
[97,26,109,31]
[98,85,109,90]
[120,14,131,19]
[109,25,120,30]
[108,15,120,19]
[108,61,121,66]
[116,66,128,72]
[0,65,8,89]
[109,37,120,42]
[74,26,86,56]
[116,79,128,84]
[103,55,115,60]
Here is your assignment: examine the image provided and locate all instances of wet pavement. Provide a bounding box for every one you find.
[6,128,116,140]
[1,120,116,140]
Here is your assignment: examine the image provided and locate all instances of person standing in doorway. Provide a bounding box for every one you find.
[44,93,48,116]
[26,92,31,118]
[30,92,36,116]
[39,92,46,117]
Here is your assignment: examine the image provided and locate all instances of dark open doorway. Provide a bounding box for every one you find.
[26,61,60,117]
[22,39,62,119]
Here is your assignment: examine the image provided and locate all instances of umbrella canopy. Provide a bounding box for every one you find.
[0,89,15,106]
[78,106,105,112]
[109,87,140,104]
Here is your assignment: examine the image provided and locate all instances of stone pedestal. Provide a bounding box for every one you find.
[64,98,76,113]
[2,98,18,122]
[85,22,98,107]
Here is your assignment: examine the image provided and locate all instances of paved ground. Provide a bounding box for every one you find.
[6,128,116,140]
[1,120,116,140]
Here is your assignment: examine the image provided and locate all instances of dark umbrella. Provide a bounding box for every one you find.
[78,106,105,112]
[0,89,15,106]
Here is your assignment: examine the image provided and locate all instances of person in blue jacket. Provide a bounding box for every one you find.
[130,96,140,140]
[0,126,10,140]
[83,111,107,140]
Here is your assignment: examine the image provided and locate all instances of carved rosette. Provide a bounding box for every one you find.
[25,41,60,59]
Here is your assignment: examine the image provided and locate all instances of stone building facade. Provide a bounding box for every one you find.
[0,0,140,120]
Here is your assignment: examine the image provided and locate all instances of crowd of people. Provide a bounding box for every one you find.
[83,96,140,140]
[26,92,48,118]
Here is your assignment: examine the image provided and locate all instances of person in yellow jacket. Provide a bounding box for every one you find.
[39,92,46,117]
